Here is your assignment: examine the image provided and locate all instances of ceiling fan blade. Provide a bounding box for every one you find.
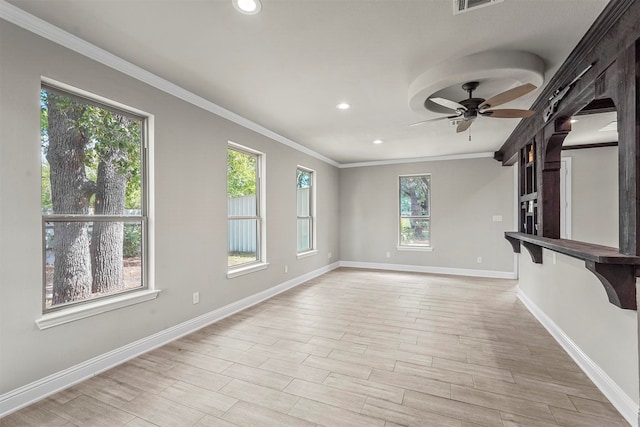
[456,120,473,133]
[409,115,460,127]
[479,83,537,109]
[481,109,535,118]
[430,97,466,112]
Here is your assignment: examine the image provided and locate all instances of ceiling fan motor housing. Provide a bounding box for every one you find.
[461,98,484,120]
[460,81,483,120]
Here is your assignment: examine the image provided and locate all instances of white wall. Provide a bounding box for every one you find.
[567,146,618,247]
[518,146,638,408]
[339,157,515,275]
[0,21,340,395]
[2,14,636,423]
[519,252,638,402]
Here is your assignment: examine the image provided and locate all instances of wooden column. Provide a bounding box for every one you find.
[617,39,640,255]
[537,118,571,239]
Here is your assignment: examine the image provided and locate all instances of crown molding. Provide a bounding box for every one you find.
[338,152,494,168]
[0,0,340,168]
[0,1,505,171]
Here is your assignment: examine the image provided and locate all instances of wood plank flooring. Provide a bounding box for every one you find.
[2,268,630,426]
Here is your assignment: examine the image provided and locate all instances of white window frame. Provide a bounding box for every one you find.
[37,78,158,329]
[227,142,268,278]
[296,166,317,258]
[397,173,433,251]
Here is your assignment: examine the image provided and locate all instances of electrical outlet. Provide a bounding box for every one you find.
[476,257,482,264]
[552,253,557,265]
[386,251,391,258]
[328,252,332,259]
[192,292,200,304]
[284,265,288,273]
[492,215,503,222]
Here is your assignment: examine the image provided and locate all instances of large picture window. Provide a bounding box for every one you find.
[296,167,315,254]
[227,144,264,272]
[399,174,431,248]
[41,83,148,312]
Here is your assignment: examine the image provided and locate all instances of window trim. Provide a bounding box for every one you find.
[39,78,155,321]
[41,217,148,313]
[398,173,432,250]
[36,289,161,330]
[227,141,268,277]
[296,165,316,257]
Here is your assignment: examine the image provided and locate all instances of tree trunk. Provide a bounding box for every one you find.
[409,189,424,237]
[91,138,129,293]
[46,94,94,305]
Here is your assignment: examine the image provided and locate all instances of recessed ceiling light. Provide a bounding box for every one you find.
[336,102,351,110]
[372,139,384,144]
[233,0,262,15]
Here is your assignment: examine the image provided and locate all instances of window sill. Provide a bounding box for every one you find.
[297,249,318,259]
[227,262,269,279]
[36,289,161,330]
[397,245,433,252]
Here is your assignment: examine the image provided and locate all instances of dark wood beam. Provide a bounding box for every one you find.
[539,118,571,238]
[595,40,640,256]
[495,0,638,166]
[616,40,640,255]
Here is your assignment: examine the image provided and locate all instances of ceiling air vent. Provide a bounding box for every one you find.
[454,0,504,15]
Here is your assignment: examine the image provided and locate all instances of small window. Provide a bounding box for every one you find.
[399,174,431,248]
[296,167,315,253]
[41,84,148,312]
[227,144,264,270]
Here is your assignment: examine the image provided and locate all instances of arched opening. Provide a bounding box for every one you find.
[561,99,619,247]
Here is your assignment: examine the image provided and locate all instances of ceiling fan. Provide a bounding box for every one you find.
[410,81,537,133]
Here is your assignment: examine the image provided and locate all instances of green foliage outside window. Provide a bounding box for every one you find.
[399,175,431,246]
[227,149,257,198]
[41,86,145,308]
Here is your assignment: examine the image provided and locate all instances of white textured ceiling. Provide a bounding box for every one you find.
[6,0,610,164]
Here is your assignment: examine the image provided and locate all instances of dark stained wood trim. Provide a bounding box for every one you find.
[522,242,543,264]
[585,261,638,309]
[505,234,521,254]
[616,40,640,256]
[574,98,617,115]
[539,118,571,238]
[589,39,640,256]
[495,0,637,165]
[505,232,639,309]
[505,232,640,264]
[498,1,640,310]
[562,142,618,150]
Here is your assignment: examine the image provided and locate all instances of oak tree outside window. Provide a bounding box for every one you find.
[41,84,147,312]
[399,174,431,248]
[296,167,315,253]
[227,145,263,269]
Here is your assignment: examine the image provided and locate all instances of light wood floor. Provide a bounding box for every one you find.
[3,268,630,426]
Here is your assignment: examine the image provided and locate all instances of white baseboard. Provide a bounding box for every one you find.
[517,289,639,427]
[339,260,517,279]
[0,261,340,418]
